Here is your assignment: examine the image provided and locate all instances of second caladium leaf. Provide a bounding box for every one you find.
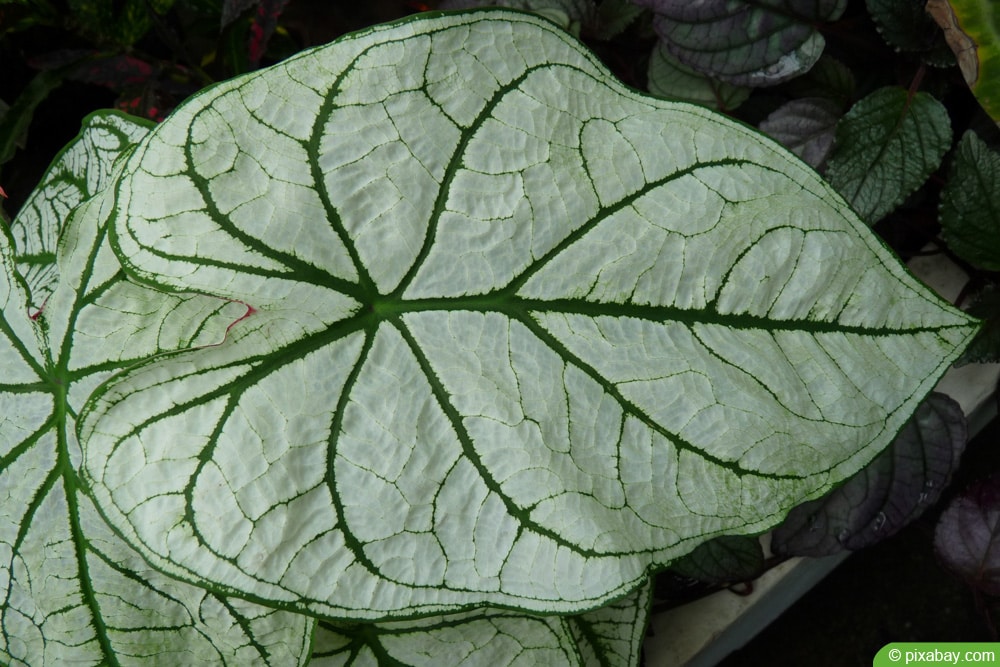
[1,113,312,665]
[312,581,649,666]
[78,9,977,620]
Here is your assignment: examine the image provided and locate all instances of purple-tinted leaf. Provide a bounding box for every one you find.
[647,40,751,111]
[772,393,967,557]
[248,0,291,66]
[634,0,847,86]
[935,474,1000,596]
[758,97,841,169]
[669,535,765,585]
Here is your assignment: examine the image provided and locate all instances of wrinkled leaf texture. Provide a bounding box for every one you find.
[772,393,966,556]
[0,112,312,666]
[74,9,976,624]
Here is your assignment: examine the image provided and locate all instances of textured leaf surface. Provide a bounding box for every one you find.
[940,130,1000,270]
[0,113,312,666]
[825,86,951,224]
[78,10,977,620]
[668,535,764,584]
[758,97,841,169]
[439,0,597,34]
[311,581,649,666]
[635,0,847,86]
[772,393,966,556]
[935,474,1000,596]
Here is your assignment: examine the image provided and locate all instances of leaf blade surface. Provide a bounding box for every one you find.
[78,9,978,620]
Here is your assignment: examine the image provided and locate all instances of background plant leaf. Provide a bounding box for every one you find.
[634,0,847,86]
[438,0,598,35]
[824,86,952,224]
[772,392,967,557]
[0,112,312,666]
[646,40,750,111]
[865,0,954,65]
[935,473,1000,596]
[758,97,841,169]
[927,0,1000,122]
[668,535,765,585]
[939,130,1000,270]
[76,9,976,623]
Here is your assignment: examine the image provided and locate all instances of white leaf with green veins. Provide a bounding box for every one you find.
[79,9,977,620]
[0,113,313,666]
[311,579,649,666]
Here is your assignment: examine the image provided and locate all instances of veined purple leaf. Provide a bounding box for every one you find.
[935,474,1000,596]
[635,0,847,86]
[772,393,967,557]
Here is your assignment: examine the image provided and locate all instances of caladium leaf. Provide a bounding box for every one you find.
[825,86,952,224]
[635,0,847,86]
[311,580,649,666]
[771,392,966,557]
[0,112,312,666]
[8,109,154,313]
[935,473,1000,596]
[78,9,977,621]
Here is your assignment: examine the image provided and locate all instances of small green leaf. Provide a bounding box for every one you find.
[636,0,847,86]
[75,10,977,623]
[825,86,952,224]
[940,130,1000,270]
